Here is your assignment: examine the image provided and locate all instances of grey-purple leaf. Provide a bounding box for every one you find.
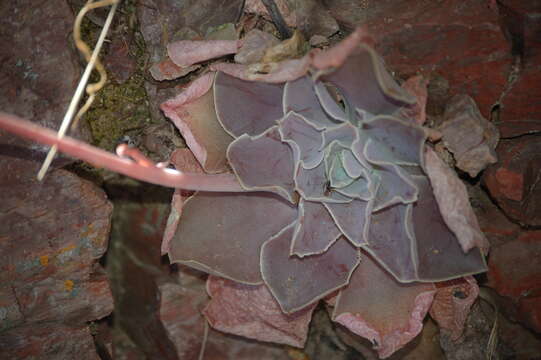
[324,199,372,247]
[333,252,435,359]
[371,162,418,211]
[410,175,487,281]
[320,44,415,116]
[161,73,233,173]
[261,224,360,313]
[214,71,283,137]
[342,150,364,178]
[283,76,342,130]
[362,116,426,166]
[322,123,357,150]
[279,112,325,169]
[169,192,297,285]
[363,175,488,283]
[335,175,373,201]
[329,153,355,189]
[364,204,418,281]
[295,161,327,200]
[295,161,351,203]
[313,80,348,122]
[290,199,342,257]
[228,127,296,202]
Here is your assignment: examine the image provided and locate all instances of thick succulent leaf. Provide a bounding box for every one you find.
[364,203,418,281]
[333,252,436,359]
[295,161,351,203]
[295,161,327,199]
[261,224,360,313]
[204,275,316,348]
[214,71,284,137]
[364,174,487,283]
[278,112,325,169]
[342,150,364,178]
[424,147,489,253]
[361,115,426,166]
[322,123,357,149]
[324,199,372,247]
[290,199,342,257]
[409,175,487,281]
[324,141,351,184]
[313,80,348,122]
[167,39,241,67]
[328,151,355,189]
[227,126,296,202]
[161,149,204,255]
[161,73,233,173]
[320,44,415,116]
[168,192,297,285]
[335,174,373,201]
[350,136,371,168]
[283,76,342,130]
[371,162,418,211]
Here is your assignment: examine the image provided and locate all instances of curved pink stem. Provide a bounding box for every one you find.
[0,112,244,192]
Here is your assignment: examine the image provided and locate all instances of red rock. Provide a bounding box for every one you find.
[518,296,541,334]
[0,156,113,356]
[325,0,512,119]
[105,198,179,360]
[0,0,90,155]
[496,0,541,59]
[469,184,520,243]
[0,285,24,331]
[488,230,541,332]
[0,324,101,360]
[483,136,541,226]
[104,32,137,84]
[487,1,541,137]
[497,57,541,137]
[158,281,208,359]
[488,230,541,299]
[13,270,112,324]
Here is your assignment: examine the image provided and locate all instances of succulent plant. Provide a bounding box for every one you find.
[0,28,489,358]
[159,32,488,357]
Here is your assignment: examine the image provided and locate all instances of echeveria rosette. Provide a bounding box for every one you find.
[165,37,487,357]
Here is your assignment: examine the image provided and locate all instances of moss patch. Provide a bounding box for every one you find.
[76,0,153,152]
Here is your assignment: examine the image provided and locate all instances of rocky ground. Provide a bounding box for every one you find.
[1,0,540,359]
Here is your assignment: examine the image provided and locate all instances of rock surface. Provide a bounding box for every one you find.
[0,0,90,157]
[440,95,499,177]
[0,324,102,360]
[488,230,541,333]
[0,156,113,359]
[483,136,541,226]
[324,0,511,120]
[473,183,541,335]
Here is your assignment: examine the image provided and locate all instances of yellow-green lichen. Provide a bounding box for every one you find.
[76,0,153,152]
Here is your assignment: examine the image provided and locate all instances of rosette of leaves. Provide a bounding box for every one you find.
[166,42,487,317]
